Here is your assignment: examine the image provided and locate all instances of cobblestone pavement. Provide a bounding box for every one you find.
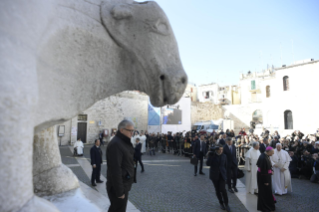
[238,168,319,212]
[60,145,319,212]
[61,145,247,212]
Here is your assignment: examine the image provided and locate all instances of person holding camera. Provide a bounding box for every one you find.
[206,144,230,211]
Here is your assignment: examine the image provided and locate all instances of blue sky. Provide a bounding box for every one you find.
[136,0,319,86]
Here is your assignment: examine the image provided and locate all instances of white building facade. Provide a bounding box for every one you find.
[223,59,319,136]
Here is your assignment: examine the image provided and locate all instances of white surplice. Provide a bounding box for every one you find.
[245,147,261,194]
[73,140,84,155]
[270,149,292,195]
[140,135,146,153]
[131,135,139,147]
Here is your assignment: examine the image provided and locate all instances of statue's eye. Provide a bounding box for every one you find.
[154,20,170,35]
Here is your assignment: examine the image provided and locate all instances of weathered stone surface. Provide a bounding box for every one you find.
[0,0,186,211]
[191,101,223,125]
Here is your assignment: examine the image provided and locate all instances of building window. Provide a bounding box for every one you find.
[251,80,256,90]
[266,86,270,98]
[206,91,210,99]
[78,114,87,121]
[283,76,289,91]
[284,110,293,129]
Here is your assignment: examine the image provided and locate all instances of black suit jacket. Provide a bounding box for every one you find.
[90,145,102,166]
[206,153,227,181]
[219,138,225,146]
[259,143,266,153]
[134,143,142,159]
[193,139,206,158]
[223,144,238,168]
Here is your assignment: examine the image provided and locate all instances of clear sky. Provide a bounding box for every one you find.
[136,0,319,86]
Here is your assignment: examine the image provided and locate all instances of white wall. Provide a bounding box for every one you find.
[229,60,319,136]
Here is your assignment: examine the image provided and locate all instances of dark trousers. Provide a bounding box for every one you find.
[107,186,129,212]
[91,164,101,184]
[136,157,144,171]
[212,177,228,205]
[194,152,204,174]
[149,148,155,156]
[227,166,237,188]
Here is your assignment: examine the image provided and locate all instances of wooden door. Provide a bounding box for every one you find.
[77,122,87,143]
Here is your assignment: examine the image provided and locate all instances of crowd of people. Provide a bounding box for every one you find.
[90,122,319,212]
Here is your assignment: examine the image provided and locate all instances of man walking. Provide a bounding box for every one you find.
[134,138,145,172]
[90,139,103,186]
[193,135,206,176]
[106,120,135,212]
[224,137,238,193]
[206,144,230,211]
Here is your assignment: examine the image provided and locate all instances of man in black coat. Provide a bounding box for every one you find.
[223,137,238,193]
[106,120,135,212]
[90,139,103,186]
[134,138,145,172]
[259,137,269,153]
[193,135,206,176]
[269,136,280,148]
[206,144,230,212]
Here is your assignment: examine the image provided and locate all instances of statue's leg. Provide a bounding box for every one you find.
[33,126,79,196]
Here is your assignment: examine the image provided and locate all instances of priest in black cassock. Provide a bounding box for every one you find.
[256,146,276,212]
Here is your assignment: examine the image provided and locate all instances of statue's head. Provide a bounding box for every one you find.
[101,1,187,106]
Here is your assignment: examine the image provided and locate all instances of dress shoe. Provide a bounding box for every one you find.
[194,173,197,176]
[220,203,226,210]
[141,170,144,173]
[228,188,234,193]
[199,172,205,175]
[96,180,104,183]
[91,183,97,186]
[232,187,238,192]
[225,204,231,212]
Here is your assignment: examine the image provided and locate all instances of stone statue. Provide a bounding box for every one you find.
[0,0,187,211]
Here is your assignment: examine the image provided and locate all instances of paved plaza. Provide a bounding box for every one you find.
[60,145,319,212]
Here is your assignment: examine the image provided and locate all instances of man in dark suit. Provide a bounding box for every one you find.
[259,137,268,153]
[206,144,230,212]
[90,139,103,186]
[134,138,145,172]
[193,135,206,176]
[106,120,135,212]
[223,137,238,193]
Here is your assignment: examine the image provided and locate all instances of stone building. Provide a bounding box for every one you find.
[57,91,148,145]
[223,58,319,135]
[183,82,198,102]
[197,83,240,105]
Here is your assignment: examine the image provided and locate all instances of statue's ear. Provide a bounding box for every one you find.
[111,4,132,20]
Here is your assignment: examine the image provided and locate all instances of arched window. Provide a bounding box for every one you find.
[266,86,270,98]
[283,76,289,91]
[284,110,293,129]
[252,110,263,123]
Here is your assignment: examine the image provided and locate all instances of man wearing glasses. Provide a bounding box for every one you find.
[106,120,135,212]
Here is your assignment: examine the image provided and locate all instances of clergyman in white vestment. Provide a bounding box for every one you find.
[270,143,292,195]
[245,142,261,194]
[139,133,147,153]
[74,139,84,155]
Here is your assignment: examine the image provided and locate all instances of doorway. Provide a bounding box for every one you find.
[77,122,87,143]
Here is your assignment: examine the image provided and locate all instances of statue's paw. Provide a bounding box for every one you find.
[34,164,79,196]
[19,195,60,212]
